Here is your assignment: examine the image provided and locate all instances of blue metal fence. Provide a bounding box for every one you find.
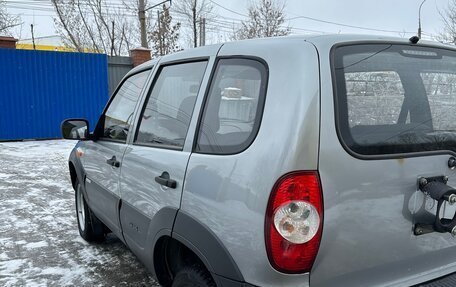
[0,49,109,141]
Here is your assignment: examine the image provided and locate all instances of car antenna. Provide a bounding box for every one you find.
[409,36,420,44]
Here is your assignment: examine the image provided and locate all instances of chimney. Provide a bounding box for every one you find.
[130,47,152,67]
[0,36,18,49]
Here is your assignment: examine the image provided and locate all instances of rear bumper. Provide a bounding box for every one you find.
[416,272,456,286]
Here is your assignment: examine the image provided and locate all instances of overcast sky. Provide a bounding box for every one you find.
[5,0,448,45]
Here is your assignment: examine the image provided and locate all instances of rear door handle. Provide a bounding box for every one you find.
[106,155,120,168]
[155,171,177,189]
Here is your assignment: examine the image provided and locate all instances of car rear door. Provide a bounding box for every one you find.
[314,42,456,286]
[82,69,151,238]
[119,53,215,259]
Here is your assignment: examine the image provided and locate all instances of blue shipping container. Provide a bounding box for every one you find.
[0,49,108,140]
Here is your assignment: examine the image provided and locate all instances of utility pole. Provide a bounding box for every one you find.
[202,18,206,46]
[138,0,148,48]
[157,10,162,55]
[110,21,115,56]
[418,0,427,39]
[199,17,206,46]
[138,0,172,49]
[31,24,36,50]
[192,5,197,47]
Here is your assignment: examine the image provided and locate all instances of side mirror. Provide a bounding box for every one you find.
[61,119,90,140]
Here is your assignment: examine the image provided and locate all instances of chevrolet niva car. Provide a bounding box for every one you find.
[62,35,456,287]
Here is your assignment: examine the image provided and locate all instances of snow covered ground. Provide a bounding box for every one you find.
[0,140,158,286]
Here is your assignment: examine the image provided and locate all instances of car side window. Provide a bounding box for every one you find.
[195,58,268,154]
[101,70,150,142]
[135,61,208,149]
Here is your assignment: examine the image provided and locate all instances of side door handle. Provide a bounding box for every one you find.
[106,155,120,168]
[155,171,177,189]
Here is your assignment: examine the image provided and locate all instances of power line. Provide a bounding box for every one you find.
[6,0,422,36]
[5,0,137,13]
[207,0,247,17]
[7,0,433,40]
[203,0,418,35]
[287,15,416,34]
[5,2,138,18]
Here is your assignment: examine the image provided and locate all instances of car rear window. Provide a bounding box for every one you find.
[333,44,456,156]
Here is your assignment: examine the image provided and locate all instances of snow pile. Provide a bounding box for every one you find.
[0,140,157,286]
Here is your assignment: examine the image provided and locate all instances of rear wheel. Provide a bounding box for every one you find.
[171,265,216,287]
[75,179,105,242]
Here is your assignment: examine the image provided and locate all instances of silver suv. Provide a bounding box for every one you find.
[62,35,456,287]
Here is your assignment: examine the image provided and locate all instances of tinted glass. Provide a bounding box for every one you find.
[334,44,456,156]
[196,58,267,154]
[102,70,149,142]
[135,61,207,148]
[422,72,456,131]
[345,71,405,126]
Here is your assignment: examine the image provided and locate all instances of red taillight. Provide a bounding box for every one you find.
[265,171,323,273]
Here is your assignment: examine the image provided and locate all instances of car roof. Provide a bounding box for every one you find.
[130,34,455,74]
[303,34,455,49]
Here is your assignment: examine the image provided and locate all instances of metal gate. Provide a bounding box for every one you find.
[0,49,109,141]
[108,56,133,96]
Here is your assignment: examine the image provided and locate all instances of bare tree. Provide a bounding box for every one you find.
[51,0,141,55]
[438,0,456,44]
[52,0,83,51]
[173,0,213,48]
[0,0,20,35]
[233,0,290,40]
[149,5,181,56]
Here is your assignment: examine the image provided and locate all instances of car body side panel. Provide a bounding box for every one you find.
[310,38,456,287]
[82,140,125,238]
[182,39,320,287]
[120,147,190,252]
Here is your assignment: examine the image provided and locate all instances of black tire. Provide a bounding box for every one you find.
[172,265,216,287]
[74,179,105,242]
